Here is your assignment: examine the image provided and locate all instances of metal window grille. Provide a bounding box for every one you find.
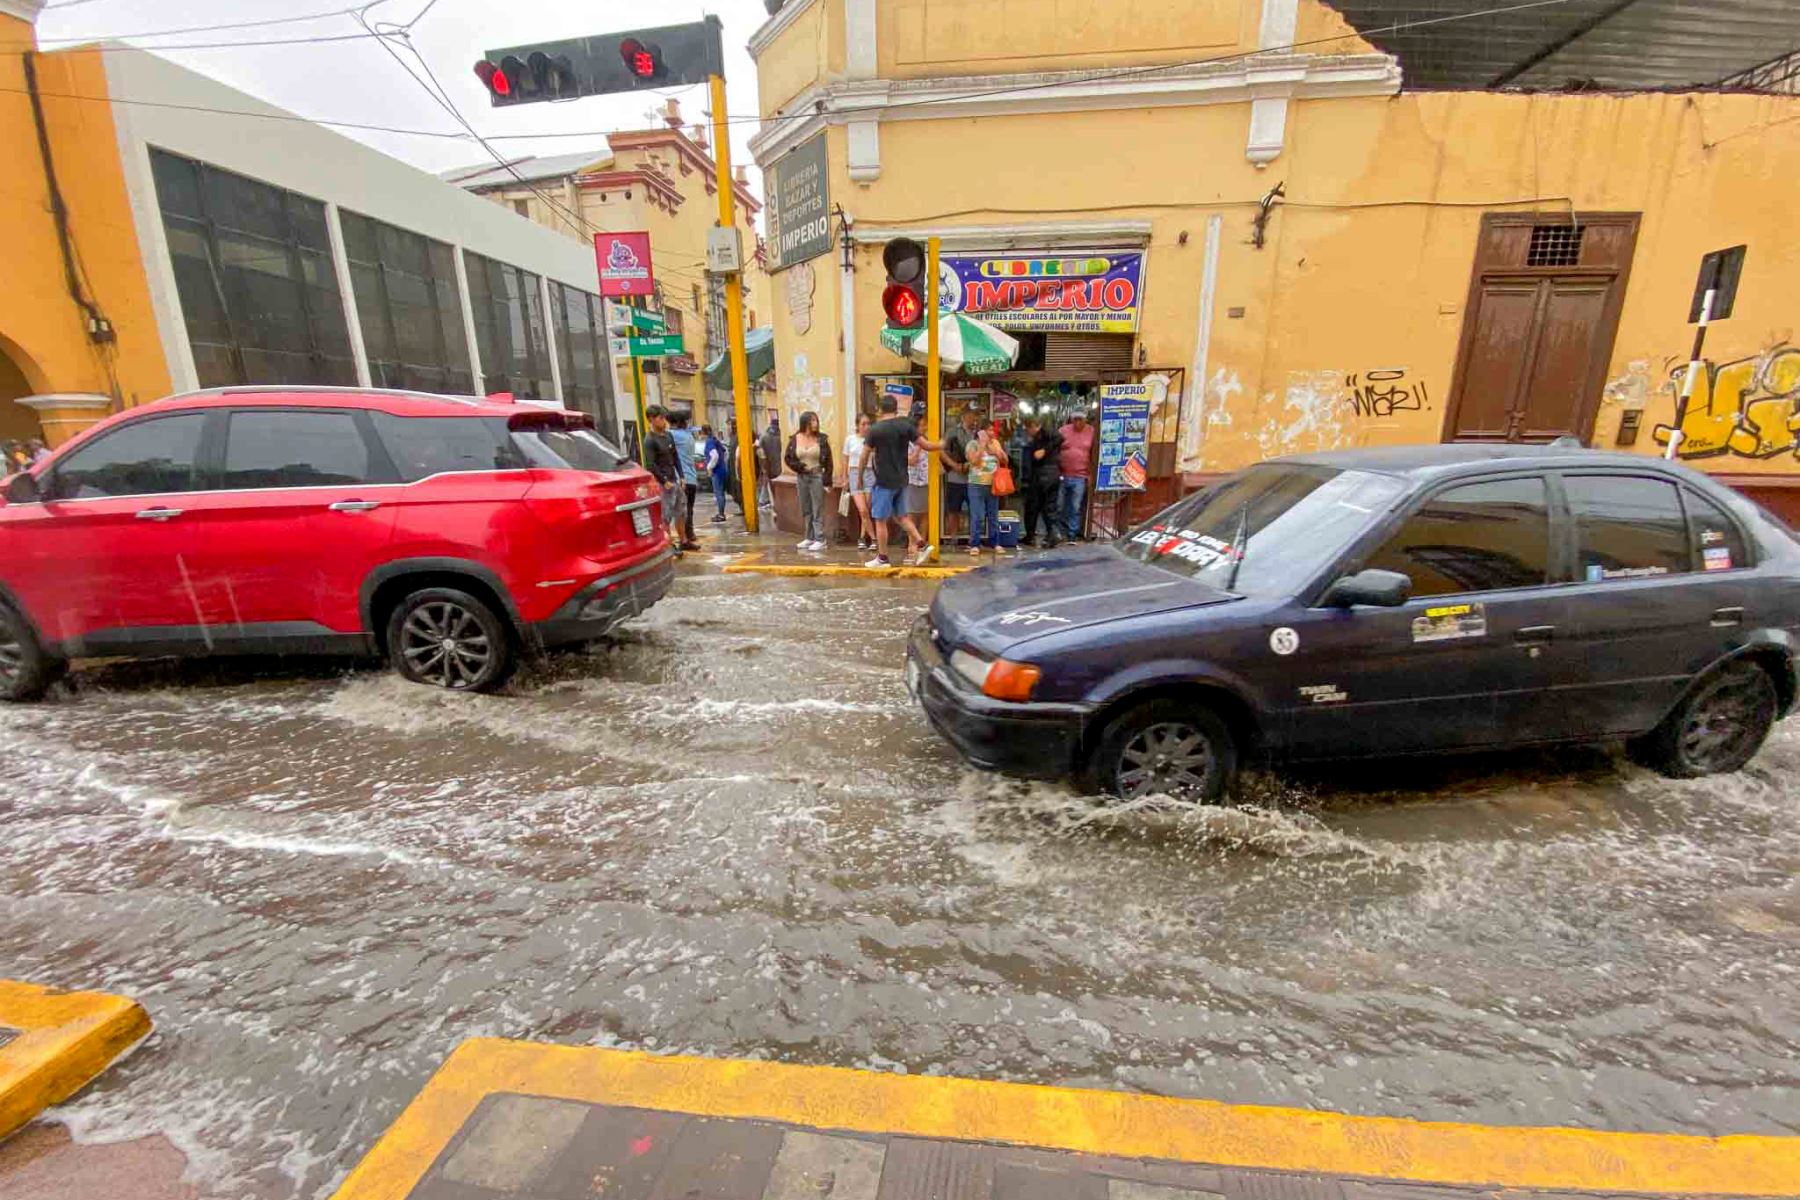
[1527,224,1584,267]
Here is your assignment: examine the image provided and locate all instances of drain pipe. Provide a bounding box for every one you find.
[23,51,116,351]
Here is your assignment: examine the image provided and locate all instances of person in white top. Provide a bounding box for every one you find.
[839,413,876,553]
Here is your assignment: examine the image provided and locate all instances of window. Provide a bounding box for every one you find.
[50,414,206,499]
[663,307,683,337]
[1526,223,1584,267]
[511,426,630,474]
[1119,464,1405,598]
[512,199,530,217]
[464,251,553,399]
[1566,475,1690,582]
[220,410,374,489]
[339,212,473,396]
[373,414,524,482]
[150,149,355,388]
[1685,489,1750,573]
[549,282,618,432]
[1362,476,1551,597]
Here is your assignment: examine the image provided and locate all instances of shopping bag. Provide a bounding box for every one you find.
[991,464,1016,498]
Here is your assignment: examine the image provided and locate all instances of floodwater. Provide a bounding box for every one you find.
[2,562,1798,1199]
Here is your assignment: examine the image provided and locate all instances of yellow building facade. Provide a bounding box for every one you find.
[0,6,170,445]
[464,100,775,431]
[750,0,1800,520]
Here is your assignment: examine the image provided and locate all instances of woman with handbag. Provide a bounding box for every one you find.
[965,428,1011,556]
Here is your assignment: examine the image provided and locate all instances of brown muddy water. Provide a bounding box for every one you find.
[2,563,1796,1198]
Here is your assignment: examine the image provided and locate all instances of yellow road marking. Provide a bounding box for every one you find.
[0,980,150,1141]
[722,552,971,579]
[330,1042,1800,1199]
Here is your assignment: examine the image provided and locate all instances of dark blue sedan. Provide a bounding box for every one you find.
[906,444,1800,802]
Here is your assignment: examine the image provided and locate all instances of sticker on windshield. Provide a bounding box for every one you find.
[1269,627,1300,656]
[1129,528,1236,570]
[1411,602,1487,644]
[1702,546,1733,572]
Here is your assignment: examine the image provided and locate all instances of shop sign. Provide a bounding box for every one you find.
[767,132,832,271]
[595,231,654,298]
[1096,382,1152,492]
[939,251,1143,334]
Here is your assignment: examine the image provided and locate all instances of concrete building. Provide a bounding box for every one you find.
[748,0,1800,529]
[445,99,776,436]
[1,1,617,447]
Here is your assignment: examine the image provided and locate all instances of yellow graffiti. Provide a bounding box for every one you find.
[1652,346,1800,460]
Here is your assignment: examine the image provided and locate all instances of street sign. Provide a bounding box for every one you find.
[606,301,664,333]
[1688,245,1746,323]
[616,333,686,358]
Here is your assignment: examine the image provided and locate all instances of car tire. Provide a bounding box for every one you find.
[0,600,64,703]
[1626,659,1777,779]
[1091,698,1237,804]
[385,587,515,694]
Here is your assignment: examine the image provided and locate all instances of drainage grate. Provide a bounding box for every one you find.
[1527,223,1584,267]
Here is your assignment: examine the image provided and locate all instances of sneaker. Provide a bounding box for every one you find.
[796,539,812,550]
[995,546,1010,556]
[857,537,873,552]
[865,555,891,569]
[910,544,936,567]
[967,545,981,557]
[711,513,727,524]
[807,540,826,551]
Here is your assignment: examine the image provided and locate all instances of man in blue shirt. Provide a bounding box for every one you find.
[669,411,701,551]
[700,424,730,522]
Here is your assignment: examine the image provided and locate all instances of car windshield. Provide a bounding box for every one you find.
[1116,463,1406,596]
[510,426,631,473]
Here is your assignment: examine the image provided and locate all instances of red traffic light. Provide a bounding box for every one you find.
[619,37,661,80]
[882,283,923,328]
[474,59,511,97]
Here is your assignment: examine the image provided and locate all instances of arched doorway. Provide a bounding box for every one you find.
[0,339,45,443]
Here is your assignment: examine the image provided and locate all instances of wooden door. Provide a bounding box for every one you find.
[1445,214,1638,444]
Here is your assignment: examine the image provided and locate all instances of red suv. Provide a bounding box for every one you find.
[0,387,673,699]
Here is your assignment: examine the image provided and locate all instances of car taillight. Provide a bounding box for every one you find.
[982,659,1041,702]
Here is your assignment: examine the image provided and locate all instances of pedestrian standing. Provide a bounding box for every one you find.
[906,438,929,530]
[855,393,941,568]
[27,439,50,468]
[964,427,1008,557]
[784,410,833,551]
[840,412,876,552]
[1021,417,1063,547]
[941,407,980,548]
[669,412,702,551]
[1057,410,1096,542]
[700,425,730,523]
[758,419,782,513]
[642,406,684,552]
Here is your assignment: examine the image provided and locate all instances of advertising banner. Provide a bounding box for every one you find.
[766,133,832,271]
[939,251,1143,334]
[595,231,654,298]
[1096,382,1152,492]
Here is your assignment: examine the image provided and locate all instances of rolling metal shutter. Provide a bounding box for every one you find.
[1043,333,1134,374]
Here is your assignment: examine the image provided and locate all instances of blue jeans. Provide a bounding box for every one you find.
[969,484,1000,548]
[710,474,728,515]
[1058,476,1088,541]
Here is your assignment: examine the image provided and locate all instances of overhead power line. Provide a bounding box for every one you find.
[29,5,369,45]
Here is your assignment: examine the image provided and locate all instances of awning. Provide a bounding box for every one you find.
[703,327,776,389]
[880,313,1021,376]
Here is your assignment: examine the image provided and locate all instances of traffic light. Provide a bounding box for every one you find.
[475,19,725,108]
[882,237,928,332]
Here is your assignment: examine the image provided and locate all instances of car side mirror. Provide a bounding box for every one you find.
[5,472,42,505]
[1322,568,1412,608]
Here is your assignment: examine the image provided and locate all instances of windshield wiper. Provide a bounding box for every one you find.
[1224,502,1250,592]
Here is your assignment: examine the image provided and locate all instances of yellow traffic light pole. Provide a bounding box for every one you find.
[710,73,759,535]
[925,237,942,563]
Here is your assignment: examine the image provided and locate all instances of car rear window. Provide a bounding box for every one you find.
[373,414,526,482]
[510,426,630,474]
[1118,464,1405,597]
[1566,474,1690,581]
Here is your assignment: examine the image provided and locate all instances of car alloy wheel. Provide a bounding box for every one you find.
[399,599,496,690]
[0,627,24,691]
[1677,665,1775,774]
[1116,721,1217,800]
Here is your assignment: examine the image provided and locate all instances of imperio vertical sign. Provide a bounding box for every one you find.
[766,133,832,271]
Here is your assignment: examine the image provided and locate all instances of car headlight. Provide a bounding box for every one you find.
[950,648,990,690]
[950,648,1041,702]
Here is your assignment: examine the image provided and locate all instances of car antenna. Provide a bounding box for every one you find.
[1225,501,1250,592]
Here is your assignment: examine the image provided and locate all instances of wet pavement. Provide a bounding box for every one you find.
[2,529,1798,1198]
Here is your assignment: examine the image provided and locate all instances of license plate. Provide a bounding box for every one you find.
[631,508,652,537]
[905,657,922,701]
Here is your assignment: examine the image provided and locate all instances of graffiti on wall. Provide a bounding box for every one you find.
[1651,345,1800,460]
[1250,367,1434,459]
[1346,369,1429,418]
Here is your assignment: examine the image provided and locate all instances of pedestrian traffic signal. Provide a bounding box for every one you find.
[476,19,725,108]
[882,237,928,332]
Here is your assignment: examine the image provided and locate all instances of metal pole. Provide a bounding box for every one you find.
[710,73,759,534]
[926,236,942,562]
[1668,287,1713,460]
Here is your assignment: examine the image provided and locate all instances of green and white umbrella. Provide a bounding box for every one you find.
[880,312,1020,375]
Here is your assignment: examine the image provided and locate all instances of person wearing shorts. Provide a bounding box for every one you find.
[857,394,941,567]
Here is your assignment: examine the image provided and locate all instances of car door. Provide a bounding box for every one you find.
[176,407,399,637]
[1553,471,1755,736]
[1280,473,1576,758]
[1,411,218,649]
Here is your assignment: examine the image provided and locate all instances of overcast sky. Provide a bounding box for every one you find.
[36,0,776,202]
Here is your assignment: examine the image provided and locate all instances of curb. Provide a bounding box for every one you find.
[722,553,972,579]
[0,980,151,1141]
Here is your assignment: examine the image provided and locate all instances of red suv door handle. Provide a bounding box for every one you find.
[134,506,183,521]
[329,500,381,514]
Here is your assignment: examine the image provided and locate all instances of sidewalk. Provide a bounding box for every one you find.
[330,1041,1800,1200]
[697,506,1066,578]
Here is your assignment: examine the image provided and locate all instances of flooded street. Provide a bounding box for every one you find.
[3,561,1798,1199]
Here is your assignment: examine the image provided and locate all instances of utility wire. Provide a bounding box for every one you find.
[0,30,394,54]
[30,5,369,45]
